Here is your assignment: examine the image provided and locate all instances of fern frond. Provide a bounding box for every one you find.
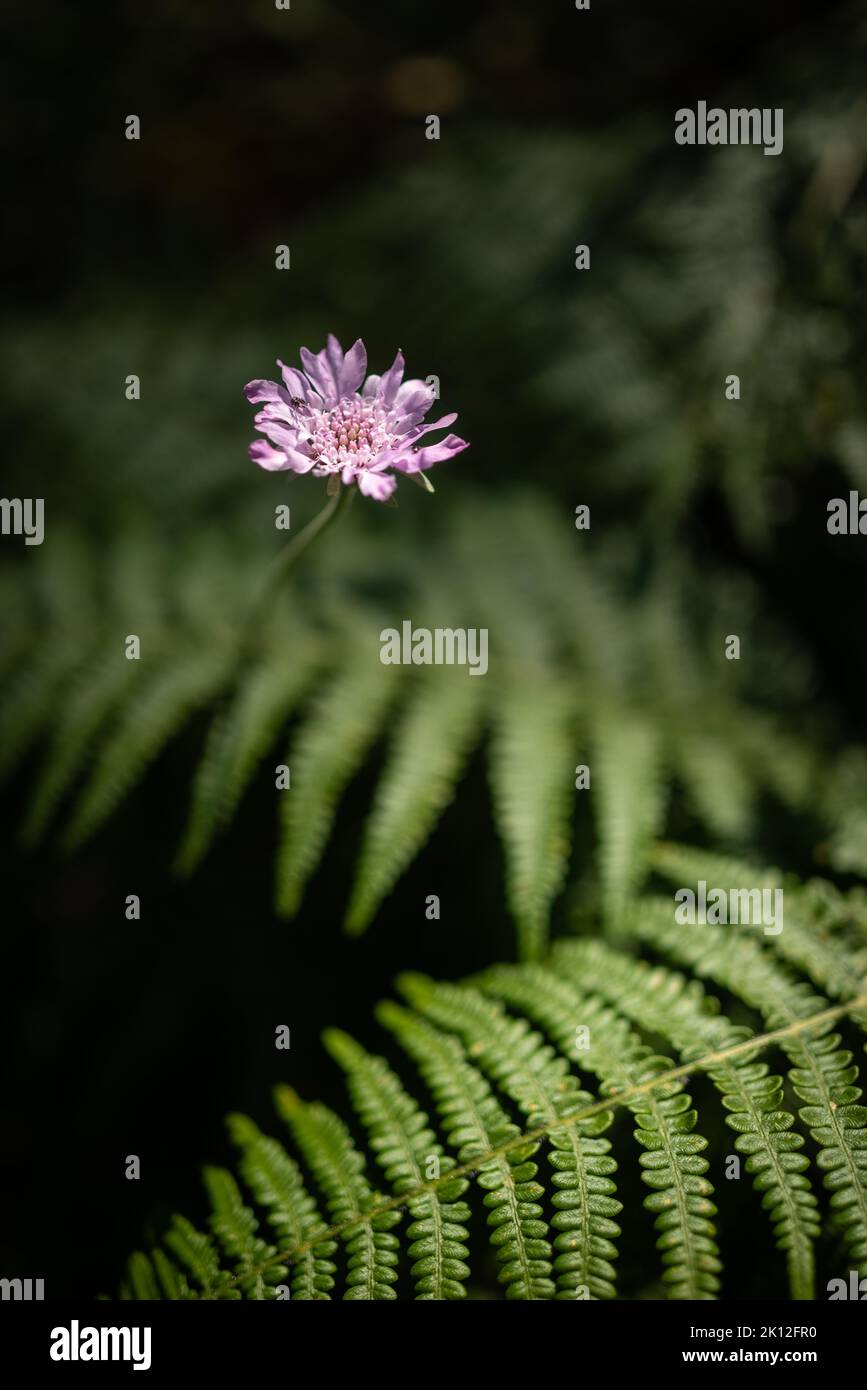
[162,1215,237,1299]
[397,972,622,1299]
[481,963,722,1299]
[274,1086,402,1300]
[150,1247,190,1300]
[488,678,576,960]
[322,1029,472,1299]
[344,668,484,935]
[3,491,855,949]
[63,643,236,851]
[674,731,755,842]
[592,711,666,933]
[118,910,867,1300]
[0,638,89,781]
[123,1251,161,1301]
[21,652,146,844]
[275,649,398,918]
[227,1112,336,1301]
[555,940,820,1299]
[652,840,782,892]
[176,641,320,874]
[377,1000,557,1299]
[202,1166,287,1300]
[634,893,867,1273]
[651,843,867,1019]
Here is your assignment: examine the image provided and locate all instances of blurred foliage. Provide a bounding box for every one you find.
[2,490,857,959]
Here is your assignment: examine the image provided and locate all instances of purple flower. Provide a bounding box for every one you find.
[245,335,469,501]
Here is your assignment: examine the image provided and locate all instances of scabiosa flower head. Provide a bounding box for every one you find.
[244,335,469,502]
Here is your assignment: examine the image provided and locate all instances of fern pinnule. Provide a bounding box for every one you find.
[323,1028,472,1299]
[202,1166,287,1301]
[377,1000,557,1299]
[398,972,622,1299]
[176,640,320,874]
[162,1215,237,1300]
[22,652,147,845]
[274,1086,402,1300]
[275,645,398,918]
[344,667,484,936]
[62,642,236,852]
[673,729,756,842]
[635,893,867,1273]
[556,940,820,1300]
[488,677,576,961]
[592,710,666,934]
[650,842,867,1018]
[482,963,722,1299]
[228,1113,337,1300]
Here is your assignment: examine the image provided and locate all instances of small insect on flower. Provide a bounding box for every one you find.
[244,335,469,502]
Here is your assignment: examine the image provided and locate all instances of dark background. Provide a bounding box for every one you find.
[2,0,866,1299]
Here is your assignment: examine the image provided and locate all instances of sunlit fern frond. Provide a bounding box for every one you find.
[117,864,867,1300]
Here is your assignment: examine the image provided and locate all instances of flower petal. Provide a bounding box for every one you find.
[394,433,469,473]
[244,378,282,404]
[338,338,367,396]
[393,379,435,412]
[394,409,457,438]
[378,350,405,408]
[357,468,397,501]
[300,345,339,405]
[249,440,289,471]
[277,361,317,404]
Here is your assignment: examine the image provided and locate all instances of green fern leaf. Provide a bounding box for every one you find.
[397,972,622,1299]
[202,1166,288,1300]
[274,1086,402,1300]
[275,650,398,917]
[674,731,755,842]
[177,642,320,874]
[163,1215,237,1300]
[323,1028,472,1299]
[344,668,484,935]
[556,940,820,1299]
[21,652,147,845]
[592,710,666,933]
[227,1112,336,1300]
[488,678,575,960]
[482,963,722,1298]
[377,1000,557,1299]
[63,643,236,852]
[634,893,867,1274]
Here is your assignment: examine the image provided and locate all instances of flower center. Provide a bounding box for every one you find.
[307,399,393,472]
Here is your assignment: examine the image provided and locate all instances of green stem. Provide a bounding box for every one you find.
[254,483,355,614]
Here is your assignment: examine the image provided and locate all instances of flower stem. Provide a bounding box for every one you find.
[255,483,355,612]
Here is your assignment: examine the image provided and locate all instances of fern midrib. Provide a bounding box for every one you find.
[221,992,867,1290]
